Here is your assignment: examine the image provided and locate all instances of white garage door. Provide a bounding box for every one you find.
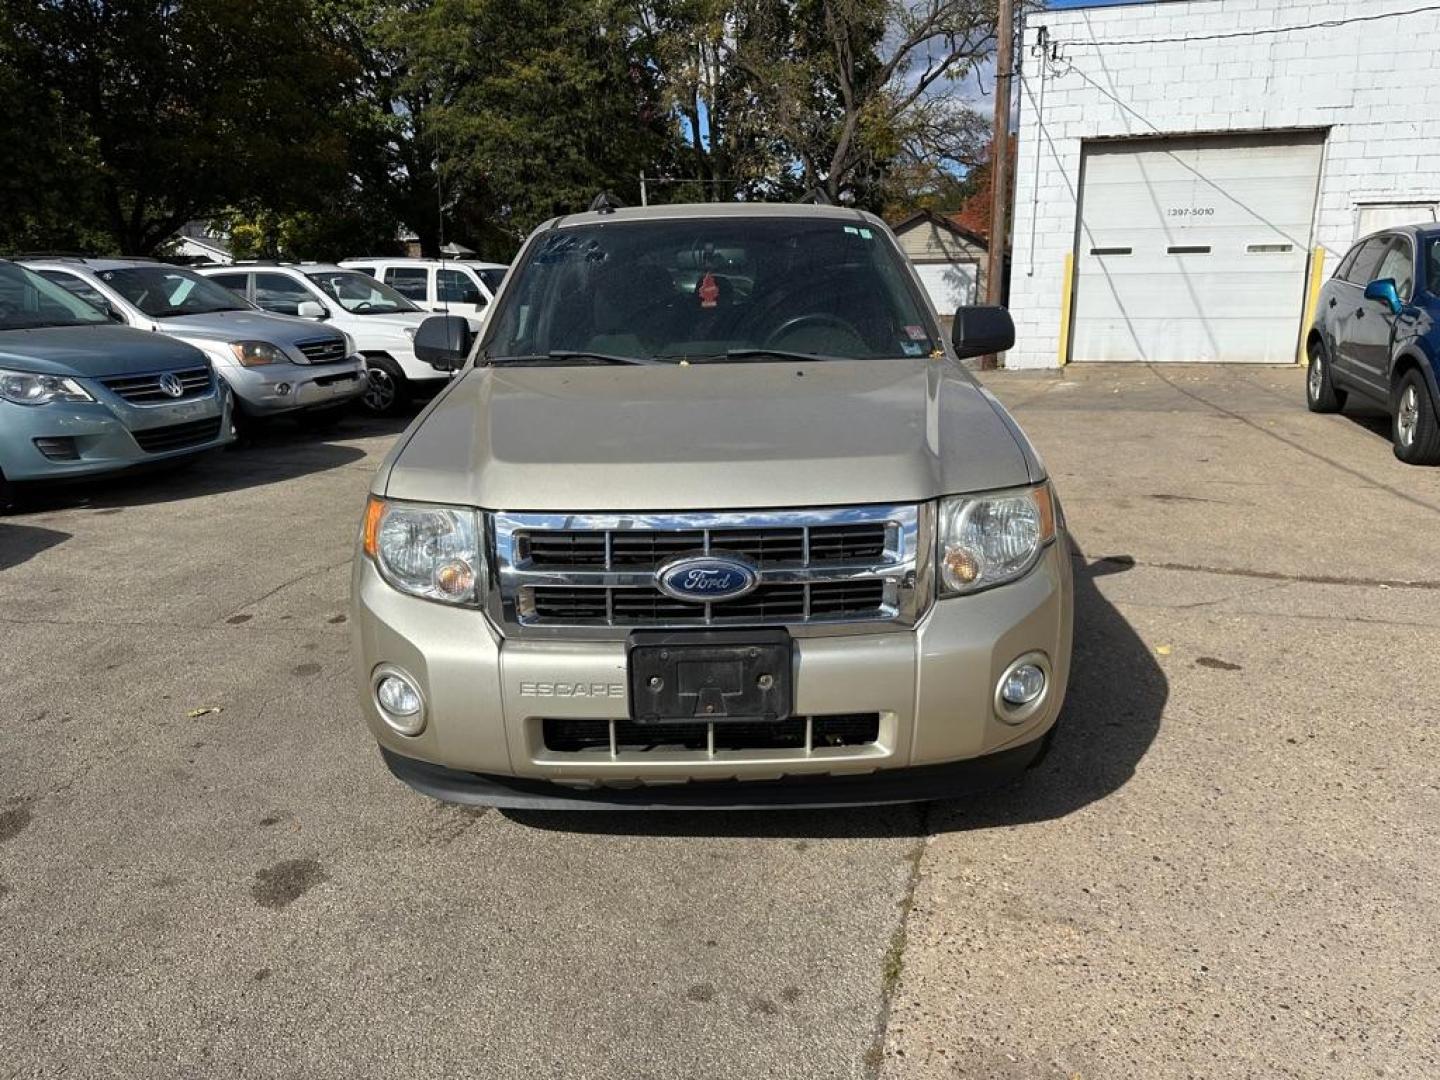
[914,262,977,315]
[1071,132,1323,363]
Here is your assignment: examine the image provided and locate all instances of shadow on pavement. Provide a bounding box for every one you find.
[0,522,71,571]
[505,542,1165,839]
[1338,403,1393,443]
[928,546,1165,832]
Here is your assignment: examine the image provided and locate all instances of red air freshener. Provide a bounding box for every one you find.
[698,272,719,309]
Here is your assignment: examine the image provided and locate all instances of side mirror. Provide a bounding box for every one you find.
[413,314,473,372]
[1363,278,1402,315]
[296,300,328,320]
[951,305,1015,360]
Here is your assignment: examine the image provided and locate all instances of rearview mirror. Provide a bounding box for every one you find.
[1363,277,1402,315]
[296,300,327,320]
[413,314,473,372]
[951,305,1015,360]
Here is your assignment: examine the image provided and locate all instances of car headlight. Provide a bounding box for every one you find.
[362,496,484,605]
[229,341,288,367]
[0,367,94,406]
[342,331,357,356]
[937,483,1057,596]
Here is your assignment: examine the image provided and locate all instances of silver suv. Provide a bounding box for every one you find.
[351,204,1073,809]
[24,258,365,427]
[196,262,445,417]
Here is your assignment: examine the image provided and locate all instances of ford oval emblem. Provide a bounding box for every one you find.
[656,554,759,603]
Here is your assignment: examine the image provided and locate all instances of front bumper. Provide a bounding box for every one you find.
[0,390,232,482]
[222,356,366,416]
[352,538,1074,806]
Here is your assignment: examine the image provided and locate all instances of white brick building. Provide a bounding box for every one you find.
[1007,0,1440,368]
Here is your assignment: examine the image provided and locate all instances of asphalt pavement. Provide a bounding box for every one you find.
[2,364,1437,1079]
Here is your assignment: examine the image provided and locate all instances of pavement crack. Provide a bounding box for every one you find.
[221,556,354,623]
[1078,552,1440,591]
[865,810,930,1079]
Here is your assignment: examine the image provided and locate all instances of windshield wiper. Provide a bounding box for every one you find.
[489,350,668,367]
[676,348,853,364]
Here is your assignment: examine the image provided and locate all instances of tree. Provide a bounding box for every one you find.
[3,0,358,254]
[390,0,676,248]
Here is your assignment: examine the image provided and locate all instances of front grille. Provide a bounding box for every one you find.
[100,367,212,404]
[132,417,223,454]
[494,505,924,635]
[295,336,348,364]
[519,522,888,569]
[528,580,885,624]
[541,713,881,754]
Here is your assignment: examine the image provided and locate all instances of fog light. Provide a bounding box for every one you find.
[1001,664,1045,706]
[994,653,1050,724]
[276,382,292,396]
[373,666,425,736]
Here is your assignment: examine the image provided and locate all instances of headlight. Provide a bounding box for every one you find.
[0,368,94,406]
[229,340,288,367]
[937,483,1056,596]
[342,331,357,355]
[362,496,484,605]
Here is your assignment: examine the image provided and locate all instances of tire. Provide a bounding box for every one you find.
[361,356,408,417]
[1306,338,1345,413]
[1392,368,1440,466]
[0,468,22,515]
[228,406,266,445]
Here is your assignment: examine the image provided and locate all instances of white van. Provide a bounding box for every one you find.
[338,258,508,332]
[199,262,450,416]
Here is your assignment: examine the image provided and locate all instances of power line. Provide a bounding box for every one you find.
[1071,2,1440,46]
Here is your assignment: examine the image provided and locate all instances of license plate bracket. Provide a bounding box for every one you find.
[626,629,793,724]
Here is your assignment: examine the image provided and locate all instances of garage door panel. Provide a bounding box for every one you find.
[1072,133,1323,363]
[1072,314,1304,364]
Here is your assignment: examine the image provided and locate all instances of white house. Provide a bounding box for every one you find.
[1006,0,1440,368]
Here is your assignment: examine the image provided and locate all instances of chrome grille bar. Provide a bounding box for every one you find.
[491,504,931,639]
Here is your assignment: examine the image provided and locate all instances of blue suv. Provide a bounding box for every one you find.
[1306,224,1440,465]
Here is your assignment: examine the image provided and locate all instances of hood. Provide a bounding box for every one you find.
[0,324,209,378]
[158,309,346,349]
[383,359,1036,512]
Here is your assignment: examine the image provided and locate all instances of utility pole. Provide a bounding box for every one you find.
[985,0,1015,330]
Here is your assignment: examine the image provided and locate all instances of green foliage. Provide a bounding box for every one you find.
[0,0,998,259]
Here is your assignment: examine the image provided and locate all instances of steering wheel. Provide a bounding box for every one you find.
[352,301,376,313]
[762,313,866,351]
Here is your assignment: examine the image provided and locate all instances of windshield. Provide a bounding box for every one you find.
[99,266,250,318]
[484,217,939,363]
[1427,237,1440,294]
[307,270,419,314]
[0,262,113,330]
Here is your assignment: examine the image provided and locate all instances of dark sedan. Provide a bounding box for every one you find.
[1306,224,1440,465]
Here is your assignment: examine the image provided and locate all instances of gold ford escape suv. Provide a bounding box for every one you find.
[351,203,1073,808]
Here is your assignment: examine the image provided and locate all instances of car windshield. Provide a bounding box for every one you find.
[0,262,113,330]
[307,270,419,314]
[99,266,249,318]
[484,216,939,363]
[1427,237,1440,293]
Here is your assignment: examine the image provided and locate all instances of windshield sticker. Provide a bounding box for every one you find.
[698,272,719,309]
[904,324,928,341]
[900,340,925,356]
